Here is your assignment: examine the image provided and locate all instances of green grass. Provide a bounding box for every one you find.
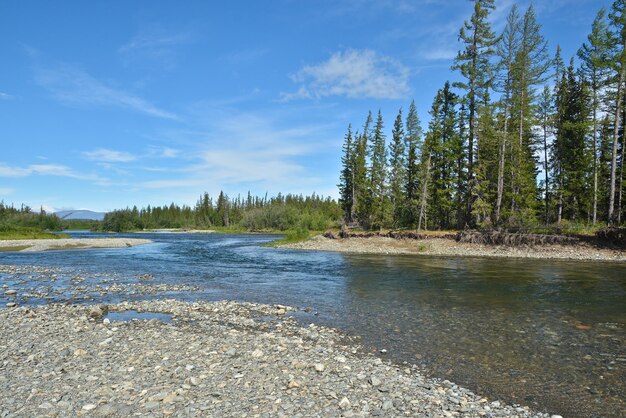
[0,229,69,240]
[263,229,320,247]
[0,245,30,252]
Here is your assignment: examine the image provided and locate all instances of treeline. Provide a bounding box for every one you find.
[101,191,341,232]
[339,0,626,230]
[0,202,64,236]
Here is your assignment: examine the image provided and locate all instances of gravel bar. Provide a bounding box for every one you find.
[282,235,626,261]
[0,300,558,418]
[0,238,152,252]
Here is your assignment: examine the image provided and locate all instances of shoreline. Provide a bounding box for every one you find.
[280,235,626,261]
[0,238,152,252]
[0,300,551,417]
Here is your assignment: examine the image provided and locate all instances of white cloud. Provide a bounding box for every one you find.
[83,148,136,162]
[282,49,410,100]
[0,92,12,100]
[0,163,102,181]
[35,66,180,120]
[118,28,191,69]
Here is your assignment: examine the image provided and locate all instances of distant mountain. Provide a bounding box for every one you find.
[55,210,106,221]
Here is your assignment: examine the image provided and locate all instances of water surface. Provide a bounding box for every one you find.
[1,232,624,417]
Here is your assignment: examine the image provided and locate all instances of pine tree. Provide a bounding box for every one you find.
[452,0,499,223]
[404,101,422,226]
[537,85,554,223]
[369,111,388,229]
[509,5,550,223]
[354,112,372,226]
[388,109,406,227]
[338,124,354,222]
[578,8,612,224]
[553,61,592,222]
[495,5,521,223]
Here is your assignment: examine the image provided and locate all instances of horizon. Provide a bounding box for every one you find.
[1,0,610,212]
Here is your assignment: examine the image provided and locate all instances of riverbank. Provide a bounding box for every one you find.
[280,235,626,261]
[0,300,552,418]
[0,238,152,252]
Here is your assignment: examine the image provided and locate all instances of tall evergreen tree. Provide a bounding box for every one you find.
[338,124,354,222]
[537,85,554,223]
[369,111,389,229]
[404,101,422,226]
[608,0,626,223]
[452,0,499,222]
[388,109,406,227]
[495,5,521,223]
[509,5,550,223]
[354,112,373,225]
[578,8,612,224]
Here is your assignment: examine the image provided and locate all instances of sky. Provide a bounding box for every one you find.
[0,0,613,213]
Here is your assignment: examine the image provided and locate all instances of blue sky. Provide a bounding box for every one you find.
[0,0,611,212]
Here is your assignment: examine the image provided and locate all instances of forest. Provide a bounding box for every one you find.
[100,192,341,233]
[338,0,626,231]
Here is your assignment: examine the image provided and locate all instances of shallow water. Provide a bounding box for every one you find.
[1,232,624,417]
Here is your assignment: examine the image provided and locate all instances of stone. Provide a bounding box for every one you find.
[82,404,97,411]
[369,376,382,387]
[339,397,351,409]
[5,289,16,295]
[288,380,300,389]
[314,363,325,372]
[6,302,16,308]
[382,400,394,410]
[251,349,264,358]
[89,306,104,319]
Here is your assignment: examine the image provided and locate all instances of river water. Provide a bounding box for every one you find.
[1,232,624,417]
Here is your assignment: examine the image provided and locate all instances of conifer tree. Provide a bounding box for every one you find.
[369,111,388,229]
[608,0,626,223]
[537,85,554,223]
[388,109,406,227]
[338,124,354,222]
[404,101,422,226]
[354,112,373,226]
[509,5,550,223]
[495,5,521,223]
[452,0,498,222]
[578,8,612,224]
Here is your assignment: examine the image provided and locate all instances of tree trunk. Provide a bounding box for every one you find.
[543,123,550,224]
[418,155,431,231]
[592,80,598,225]
[609,42,625,224]
[496,94,509,223]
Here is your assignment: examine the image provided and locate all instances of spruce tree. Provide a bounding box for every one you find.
[495,5,521,223]
[608,0,626,223]
[452,0,498,222]
[404,101,422,226]
[388,109,406,227]
[578,8,612,224]
[354,112,372,226]
[338,124,354,223]
[537,85,554,223]
[369,111,388,229]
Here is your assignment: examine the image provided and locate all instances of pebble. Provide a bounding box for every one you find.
[0,298,552,418]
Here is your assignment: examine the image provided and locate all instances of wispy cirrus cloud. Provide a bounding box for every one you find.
[0,92,13,100]
[281,49,410,101]
[0,163,102,181]
[0,187,14,195]
[35,65,180,120]
[83,148,137,163]
[118,27,191,69]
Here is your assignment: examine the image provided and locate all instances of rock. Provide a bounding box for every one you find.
[103,318,110,325]
[144,401,160,410]
[89,306,104,319]
[314,363,325,372]
[5,289,16,295]
[82,404,97,411]
[551,416,563,418]
[6,302,17,308]
[339,397,351,409]
[382,400,394,410]
[251,349,264,358]
[189,377,199,386]
[369,376,382,387]
[276,309,287,316]
[288,380,300,389]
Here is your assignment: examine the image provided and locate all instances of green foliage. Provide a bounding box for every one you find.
[0,202,65,239]
[101,192,341,233]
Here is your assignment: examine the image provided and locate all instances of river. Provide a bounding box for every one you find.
[1,232,624,417]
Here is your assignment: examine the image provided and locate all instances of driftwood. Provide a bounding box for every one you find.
[455,229,579,247]
[323,230,455,240]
